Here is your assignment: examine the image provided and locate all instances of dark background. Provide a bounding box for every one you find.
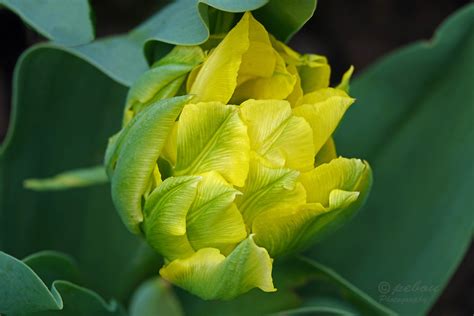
[0,0,472,314]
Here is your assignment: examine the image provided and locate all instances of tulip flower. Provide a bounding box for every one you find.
[105,12,372,300]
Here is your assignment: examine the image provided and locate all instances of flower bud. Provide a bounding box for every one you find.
[105,12,372,300]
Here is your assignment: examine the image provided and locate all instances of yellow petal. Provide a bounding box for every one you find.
[161,122,178,167]
[314,137,337,166]
[143,176,200,260]
[187,172,247,253]
[236,13,276,85]
[189,13,251,103]
[298,54,331,93]
[239,99,314,171]
[174,102,250,187]
[237,156,307,226]
[293,88,355,155]
[231,51,296,103]
[286,65,304,106]
[160,236,275,300]
[299,157,369,206]
[336,65,355,93]
[253,157,372,256]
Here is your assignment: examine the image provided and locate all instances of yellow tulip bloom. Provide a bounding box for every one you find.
[105,12,371,300]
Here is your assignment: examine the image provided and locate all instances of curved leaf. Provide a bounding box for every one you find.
[129,278,184,316]
[311,4,474,315]
[0,0,94,45]
[276,257,396,316]
[0,46,144,300]
[0,251,125,315]
[254,0,317,42]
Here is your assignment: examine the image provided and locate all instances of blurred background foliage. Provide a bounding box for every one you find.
[0,0,472,315]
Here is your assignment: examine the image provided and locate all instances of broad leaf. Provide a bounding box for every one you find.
[129,277,184,316]
[311,4,474,315]
[0,251,125,315]
[0,46,145,300]
[0,0,94,45]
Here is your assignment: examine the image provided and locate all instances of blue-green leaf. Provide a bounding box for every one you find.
[311,4,474,315]
[0,251,125,315]
[0,0,94,45]
[129,278,184,316]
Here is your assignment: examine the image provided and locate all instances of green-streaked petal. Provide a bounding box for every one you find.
[231,52,296,103]
[187,172,247,253]
[298,54,331,93]
[105,96,191,233]
[124,46,204,123]
[143,176,200,260]
[189,13,251,103]
[253,158,372,256]
[299,157,370,206]
[293,88,355,155]
[236,157,306,226]
[174,102,250,187]
[315,137,337,166]
[160,236,275,300]
[239,99,314,171]
[336,65,354,93]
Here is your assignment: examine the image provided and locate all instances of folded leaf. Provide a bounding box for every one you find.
[0,251,125,315]
[0,0,94,45]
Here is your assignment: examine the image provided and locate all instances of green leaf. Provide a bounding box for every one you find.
[137,0,317,62]
[22,251,81,287]
[254,0,317,42]
[0,251,125,315]
[0,46,144,300]
[24,166,107,191]
[178,288,300,316]
[311,4,474,315]
[0,0,94,45]
[276,257,396,316]
[129,278,184,316]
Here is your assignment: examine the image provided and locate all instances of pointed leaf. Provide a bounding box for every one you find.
[312,4,474,315]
